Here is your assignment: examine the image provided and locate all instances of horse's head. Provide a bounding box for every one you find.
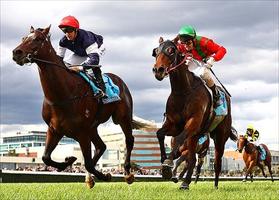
[152,37,178,81]
[12,25,51,66]
[237,135,248,153]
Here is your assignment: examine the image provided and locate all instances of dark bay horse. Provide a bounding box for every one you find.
[171,133,210,184]
[152,39,237,189]
[237,135,274,182]
[12,25,136,187]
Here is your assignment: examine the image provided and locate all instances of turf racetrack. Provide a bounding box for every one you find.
[0,181,278,200]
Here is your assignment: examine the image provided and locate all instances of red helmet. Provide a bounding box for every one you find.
[58,15,79,29]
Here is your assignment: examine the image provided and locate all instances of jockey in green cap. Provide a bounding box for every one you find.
[174,25,227,108]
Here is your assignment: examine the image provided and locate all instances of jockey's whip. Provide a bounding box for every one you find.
[210,68,231,97]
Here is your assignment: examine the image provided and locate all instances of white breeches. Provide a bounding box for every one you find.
[188,59,215,87]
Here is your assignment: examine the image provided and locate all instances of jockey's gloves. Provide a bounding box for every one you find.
[206,57,215,68]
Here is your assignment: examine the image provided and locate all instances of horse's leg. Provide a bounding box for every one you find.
[195,156,205,184]
[250,173,253,182]
[178,159,188,180]
[267,162,274,182]
[171,155,186,183]
[156,126,168,164]
[119,120,135,184]
[78,135,110,181]
[180,135,198,190]
[42,128,77,171]
[90,129,107,167]
[258,163,267,178]
[244,161,255,182]
[84,129,107,188]
[213,143,225,189]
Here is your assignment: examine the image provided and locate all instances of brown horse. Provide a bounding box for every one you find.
[171,132,210,184]
[237,135,274,182]
[152,39,237,189]
[12,25,136,187]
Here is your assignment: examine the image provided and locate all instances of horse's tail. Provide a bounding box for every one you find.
[132,116,156,129]
[229,126,238,142]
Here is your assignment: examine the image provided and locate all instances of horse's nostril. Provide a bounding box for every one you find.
[158,67,165,73]
[152,68,157,73]
[13,49,23,56]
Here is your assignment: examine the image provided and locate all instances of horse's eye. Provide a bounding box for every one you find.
[21,37,27,42]
[167,47,174,55]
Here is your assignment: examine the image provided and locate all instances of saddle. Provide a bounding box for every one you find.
[79,71,121,104]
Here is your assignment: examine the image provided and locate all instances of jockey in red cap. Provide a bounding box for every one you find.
[57,15,106,98]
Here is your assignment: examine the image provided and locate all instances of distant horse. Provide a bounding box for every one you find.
[171,132,210,184]
[237,135,274,182]
[152,38,237,189]
[12,25,137,187]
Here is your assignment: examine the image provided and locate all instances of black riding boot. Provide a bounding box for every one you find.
[93,67,106,98]
[210,84,221,108]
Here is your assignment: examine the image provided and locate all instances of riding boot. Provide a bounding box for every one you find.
[210,84,221,108]
[93,67,106,98]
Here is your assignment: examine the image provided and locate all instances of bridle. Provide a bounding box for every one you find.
[24,29,68,71]
[155,40,192,74]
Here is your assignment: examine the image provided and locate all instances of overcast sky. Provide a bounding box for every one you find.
[0,1,278,150]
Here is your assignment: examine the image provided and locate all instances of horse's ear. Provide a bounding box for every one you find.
[30,26,35,33]
[159,37,164,44]
[42,25,51,35]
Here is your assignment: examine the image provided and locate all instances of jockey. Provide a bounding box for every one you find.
[56,15,106,98]
[174,25,226,108]
[244,124,259,142]
[244,124,264,164]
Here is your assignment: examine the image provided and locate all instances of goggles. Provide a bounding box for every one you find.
[61,27,76,33]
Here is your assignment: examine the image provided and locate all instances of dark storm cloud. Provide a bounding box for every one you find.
[0,1,278,126]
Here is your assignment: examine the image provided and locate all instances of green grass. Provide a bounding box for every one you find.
[0,181,278,200]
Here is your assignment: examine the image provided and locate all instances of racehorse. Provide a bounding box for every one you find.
[237,135,274,182]
[152,38,237,189]
[171,132,209,184]
[12,25,136,187]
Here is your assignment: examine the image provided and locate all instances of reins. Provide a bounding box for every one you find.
[166,54,191,74]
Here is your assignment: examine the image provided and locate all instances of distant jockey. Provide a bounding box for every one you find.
[245,124,265,164]
[56,15,106,98]
[173,25,226,108]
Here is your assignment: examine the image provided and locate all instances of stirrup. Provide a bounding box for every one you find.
[94,90,106,99]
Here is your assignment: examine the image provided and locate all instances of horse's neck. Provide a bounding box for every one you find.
[169,65,193,93]
[245,143,256,154]
[37,46,77,102]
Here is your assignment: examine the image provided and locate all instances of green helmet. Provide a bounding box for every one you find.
[178,25,196,42]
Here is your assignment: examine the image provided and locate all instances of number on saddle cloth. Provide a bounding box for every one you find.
[78,72,121,104]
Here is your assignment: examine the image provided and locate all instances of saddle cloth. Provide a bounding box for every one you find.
[214,90,228,116]
[258,144,267,161]
[79,72,121,104]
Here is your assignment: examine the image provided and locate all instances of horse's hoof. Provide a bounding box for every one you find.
[171,177,178,183]
[124,174,135,184]
[179,183,189,190]
[162,166,172,180]
[215,186,218,189]
[67,156,77,164]
[242,179,246,182]
[105,173,112,181]
[85,175,95,189]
